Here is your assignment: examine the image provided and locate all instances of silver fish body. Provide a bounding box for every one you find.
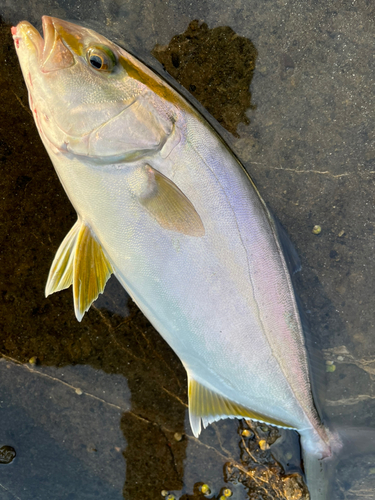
[13,17,337,498]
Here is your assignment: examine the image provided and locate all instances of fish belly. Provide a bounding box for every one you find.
[52,113,319,436]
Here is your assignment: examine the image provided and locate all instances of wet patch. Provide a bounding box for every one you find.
[152,20,257,136]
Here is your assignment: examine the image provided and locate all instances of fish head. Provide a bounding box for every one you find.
[12,17,144,160]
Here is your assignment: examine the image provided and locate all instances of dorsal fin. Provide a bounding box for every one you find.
[45,220,113,321]
[188,376,293,438]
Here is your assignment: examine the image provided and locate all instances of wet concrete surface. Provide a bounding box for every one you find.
[1,0,375,498]
[152,20,257,136]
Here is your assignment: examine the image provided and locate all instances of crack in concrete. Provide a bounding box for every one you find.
[162,386,188,407]
[93,307,146,363]
[125,408,176,434]
[326,394,375,406]
[11,91,32,117]
[269,167,351,179]
[125,411,253,487]
[93,306,183,389]
[188,434,232,462]
[0,353,291,496]
[0,356,182,438]
[0,355,128,412]
[0,483,22,500]
[187,430,267,484]
[133,323,183,389]
[158,425,183,484]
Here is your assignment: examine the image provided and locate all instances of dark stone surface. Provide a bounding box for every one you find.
[1,0,375,498]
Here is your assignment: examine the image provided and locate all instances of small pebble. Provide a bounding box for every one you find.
[326,364,336,373]
[75,388,83,395]
[241,429,252,437]
[0,445,16,464]
[174,432,183,442]
[29,356,38,365]
[259,439,270,451]
[338,230,345,237]
[337,356,344,361]
[161,490,169,497]
[312,225,321,235]
[201,484,211,495]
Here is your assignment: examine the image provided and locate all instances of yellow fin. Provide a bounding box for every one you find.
[73,223,113,321]
[140,165,205,237]
[45,220,81,297]
[45,220,113,322]
[188,377,293,437]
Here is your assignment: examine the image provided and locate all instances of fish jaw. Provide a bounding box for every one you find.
[12,17,74,76]
[12,21,43,63]
[12,21,43,102]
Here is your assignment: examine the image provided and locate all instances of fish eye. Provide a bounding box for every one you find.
[86,46,116,72]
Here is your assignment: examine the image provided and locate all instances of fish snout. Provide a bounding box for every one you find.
[12,21,43,56]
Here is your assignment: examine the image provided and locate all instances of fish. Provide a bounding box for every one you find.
[12,16,340,499]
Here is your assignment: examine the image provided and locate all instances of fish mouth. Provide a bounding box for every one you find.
[12,20,43,56]
[12,16,75,72]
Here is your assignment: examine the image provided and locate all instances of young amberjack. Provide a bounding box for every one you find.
[13,17,340,498]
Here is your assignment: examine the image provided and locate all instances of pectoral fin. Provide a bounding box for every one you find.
[188,377,293,438]
[73,223,113,321]
[45,220,113,321]
[45,219,80,296]
[140,165,205,237]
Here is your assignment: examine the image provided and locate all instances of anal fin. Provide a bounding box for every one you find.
[188,376,293,438]
[45,219,113,321]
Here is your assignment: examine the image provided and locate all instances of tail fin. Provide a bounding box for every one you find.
[302,428,375,499]
[302,447,334,500]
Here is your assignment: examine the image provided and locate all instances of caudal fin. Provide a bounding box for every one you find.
[302,427,375,499]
